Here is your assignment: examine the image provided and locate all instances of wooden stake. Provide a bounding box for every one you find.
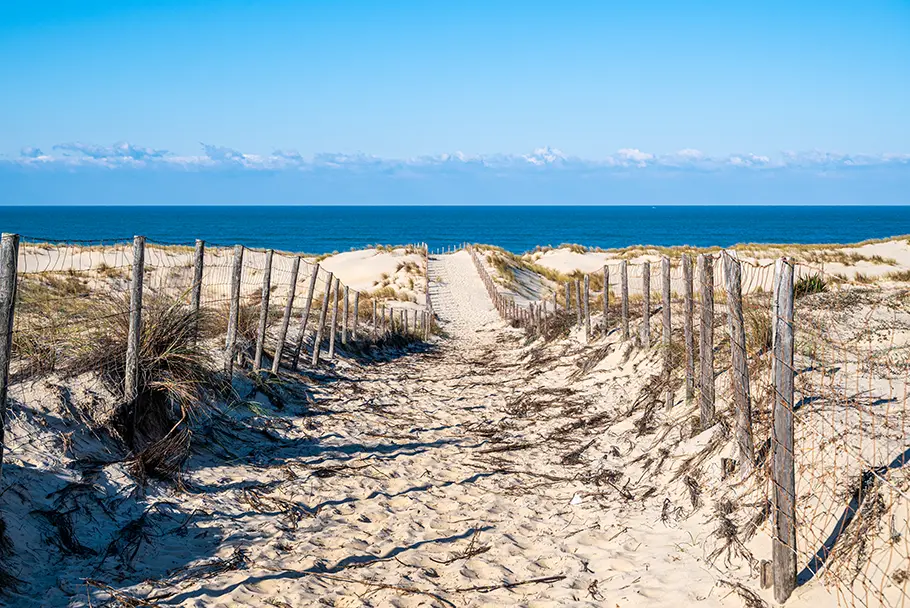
[682,254,695,401]
[253,249,273,370]
[583,274,591,342]
[641,260,651,347]
[311,271,333,365]
[191,239,204,345]
[724,251,755,478]
[342,285,349,345]
[602,265,609,332]
[224,244,243,375]
[328,277,339,359]
[271,255,300,374]
[772,257,796,604]
[661,256,671,353]
[574,280,582,326]
[697,254,715,428]
[620,260,629,340]
[125,236,146,400]
[352,291,360,340]
[0,233,20,482]
[291,263,319,370]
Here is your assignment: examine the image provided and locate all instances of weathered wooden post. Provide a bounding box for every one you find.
[772,258,796,604]
[564,282,570,314]
[697,254,715,428]
[583,274,591,342]
[225,244,244,375]
[271,256,300,374]
[574,280,582,326]
[342,285,349,345]
[620,260,629,340]
[372,298,377,331]
[191,239,204,345]
[602,265,609,332]
[412,308,417,334]
[0,234,20,482]
[311,271,333,365]
[541,300,548,334]
[328,277,340,359]
[682,254,695,401]
[723,251,755,477]
[124,236,146,401]
[291,263,319,370]
[661,256,671,354]
[352,291,360,340]
[641,261,651,347]
[253,249,274,370]
[772,257,783,349]
[381,305,387,333]
[402,309,408,335]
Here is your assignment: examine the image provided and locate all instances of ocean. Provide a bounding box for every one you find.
[1,205,908,254]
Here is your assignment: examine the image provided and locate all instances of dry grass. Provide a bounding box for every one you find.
[66,294,219,480]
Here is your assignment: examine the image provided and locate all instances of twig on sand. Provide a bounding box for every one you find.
[453,575,567,593]
[311,573,457,608]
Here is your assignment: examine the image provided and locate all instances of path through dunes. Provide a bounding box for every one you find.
[60,252,756,607]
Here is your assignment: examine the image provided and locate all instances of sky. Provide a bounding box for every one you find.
[1,0,909,205]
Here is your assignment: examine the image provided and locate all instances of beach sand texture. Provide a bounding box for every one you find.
[2,238,910,607]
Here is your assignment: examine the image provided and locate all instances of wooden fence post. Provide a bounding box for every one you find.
[402,309,408,335]
[683,254,695,401]
[602,265,609,332]
[772,257,796,604]
[125,236,146,400]
[772,257,783,350]
[583,274,591,342]
[271,256,300,374]
[0,233,20,482]
[661,256,671,354]
[382,305,387,333]
[253,249,273,370]
[292,263,319,370]
[620,260,629,340]
[641,261,651,347]
[191,239,204,345]
[574,280,582,326]
[564,282,570,314]
[311,271,333,365]
[328,277,340,359]
[372,298,377,331]
[412,309,417,335]
[352,291,360,340]
[224,244,243,375]
[724,251,755,477]
[697,254,715,428]
[342,285,349,345]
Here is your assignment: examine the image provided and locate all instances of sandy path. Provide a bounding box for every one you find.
[67,252,747,608]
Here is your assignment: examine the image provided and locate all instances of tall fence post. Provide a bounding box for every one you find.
[253,249,274,371]
[292,263,319,370]
[574,280,582,327]
[352,291,360,341]
[620,260,629,340]
[191,239,204,345]
[372,299,378,332]
[125,236,146,401]
[583,274,591,342]
[697,254,715,428]
[311,271,333,365]
[772,257,796,604]
[683,254,695,401]
[0,233,20,482]
[641,261,651,347]
[271,256,300,374]
[328,277,340,359]
[564,282,570,314]
[602,265,609,333]
[661,256,671,354]
[224,244,244,375]
[724,251,755,477]
[342,285,350,345]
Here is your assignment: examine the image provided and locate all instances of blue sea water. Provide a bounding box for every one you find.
[1,206,908,254]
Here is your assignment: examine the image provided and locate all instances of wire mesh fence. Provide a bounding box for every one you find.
[474,244,910,605]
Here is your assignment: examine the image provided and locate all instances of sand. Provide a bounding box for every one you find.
[3,239,910,606]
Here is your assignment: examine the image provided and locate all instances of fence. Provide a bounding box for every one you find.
[0,234,434,480]
[469,243,910,606]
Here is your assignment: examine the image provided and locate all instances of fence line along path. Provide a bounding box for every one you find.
[427,249,501,341]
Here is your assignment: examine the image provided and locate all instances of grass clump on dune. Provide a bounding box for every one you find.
[67,294,220,480]
[794,274,827,298]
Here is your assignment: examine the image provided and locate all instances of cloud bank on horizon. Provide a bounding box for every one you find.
[3,142,909,206]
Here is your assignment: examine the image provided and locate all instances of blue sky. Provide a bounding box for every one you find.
[1,1,909,204]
